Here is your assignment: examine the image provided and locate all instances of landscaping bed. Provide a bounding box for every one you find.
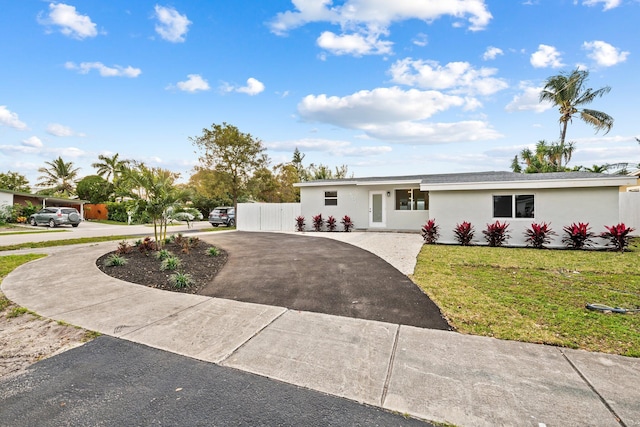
[96,237,227,294]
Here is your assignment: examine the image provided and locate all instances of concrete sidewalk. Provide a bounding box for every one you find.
[2,237,639,426]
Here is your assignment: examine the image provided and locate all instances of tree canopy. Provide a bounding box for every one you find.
[0,171,30,192]
[191,122,266,211]
[36,156,80,196]
[540,68,613,145]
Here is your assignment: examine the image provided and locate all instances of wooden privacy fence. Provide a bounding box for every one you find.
[237,203,301,232]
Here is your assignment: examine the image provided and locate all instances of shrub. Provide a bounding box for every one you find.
[295,216,305,232]
[600,223,635,252]
[155,249,173,260]
[453,221,475,246]
[137,237,157,255]
[562,222,595,250]
[207,246,220,257]
[116,240,133,255]
[312,214,324,232]
[483,221,510,247]
[160,256,181,271]
[421,219,440,244]
[179,236,200,254]
[169,272,194,289]
[524,222,557,249]
[326,215,337,232]
[341,215,354,232]
[104,254,128,267]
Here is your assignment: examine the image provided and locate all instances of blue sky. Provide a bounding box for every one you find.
[1,1,638,186]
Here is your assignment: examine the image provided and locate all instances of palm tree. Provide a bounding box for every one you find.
[540,69,614,146]
[37,157,80,196]
[513,140,575,173]
[91,153,128,183]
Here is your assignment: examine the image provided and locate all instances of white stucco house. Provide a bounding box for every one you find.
[295,171,639,247]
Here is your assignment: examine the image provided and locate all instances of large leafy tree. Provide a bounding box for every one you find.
[76,175,114,203]
[540,68,613,145]
[191,122,267,211]
[36,156,80,196]
[0,171,30,192]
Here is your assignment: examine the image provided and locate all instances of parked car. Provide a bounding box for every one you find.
[29,207,81,228]
[208,207,235,227]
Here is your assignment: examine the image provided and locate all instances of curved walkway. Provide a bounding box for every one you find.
[2,232,639,426]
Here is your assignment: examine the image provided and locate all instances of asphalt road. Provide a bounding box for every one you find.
[0,336,433,426]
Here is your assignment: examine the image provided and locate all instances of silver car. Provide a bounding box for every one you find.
[30,207,81,228]
[208,207,235,227]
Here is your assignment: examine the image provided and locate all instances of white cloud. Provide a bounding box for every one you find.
[65,61,142,78]
[269,0,491,56]
[482,46,503,60]
[362,121,502,143]
[581,0,621,11]
[505,82,552,113]
[297,86,502,143]
[22,136,43,148]
[226,78,265,96]
[173,74,210,92]
[583,40,629,67]
[46,123,84,137]
[412,33,428,47]
[154,5,191,43]
[389,59,508,96]
[270,0,492,34]
[266,138,392,156]
[530,44,564,68]
[38,3,97,39]
[0,106,27,130]
[0,144,87,158]
[317,30,393,56]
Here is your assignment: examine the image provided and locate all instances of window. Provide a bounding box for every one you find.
[324,191,337,206]
[493,195,534,218]
[395,189,428,211]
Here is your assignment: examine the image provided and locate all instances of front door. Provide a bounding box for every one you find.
[369,191,386,228]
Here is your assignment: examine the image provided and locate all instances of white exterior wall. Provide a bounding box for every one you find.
[0,192,12,209]
[299,185,429,231]
[620,192,640,233]
[429,187,621,247]
[237,203,301,231]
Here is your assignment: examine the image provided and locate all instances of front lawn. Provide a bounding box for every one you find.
[412,242,640,357]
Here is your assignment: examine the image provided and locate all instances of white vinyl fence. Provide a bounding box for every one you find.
[237,203,301,232]
[620,192,640,233]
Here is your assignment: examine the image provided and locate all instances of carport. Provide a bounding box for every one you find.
[0,189,87,219]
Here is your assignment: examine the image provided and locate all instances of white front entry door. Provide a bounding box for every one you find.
[369,191,386,228]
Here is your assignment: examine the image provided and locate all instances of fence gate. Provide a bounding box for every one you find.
[236,203,301,232]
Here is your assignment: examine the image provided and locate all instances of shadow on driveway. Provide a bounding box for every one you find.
[199,232,450,330]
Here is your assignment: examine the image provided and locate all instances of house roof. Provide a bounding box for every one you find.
[295,171,638,191]
[0,188,88,205]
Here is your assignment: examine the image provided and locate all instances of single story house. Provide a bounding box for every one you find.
[295,171,639,247]
[0,189,87,219]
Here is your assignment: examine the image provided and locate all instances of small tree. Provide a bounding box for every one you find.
[312,214,324,232]
[341,215,353,232]
[421,219,440,244]
[453,221,474,246]
[524,222,557,249]
[562,222,595,249]
[600,223,635,252]
[483,221,510,247]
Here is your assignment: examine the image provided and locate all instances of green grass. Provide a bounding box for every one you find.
[412,242,640,357]
[0,235,138,252]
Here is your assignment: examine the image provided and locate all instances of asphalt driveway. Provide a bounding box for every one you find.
[199,232,450,330]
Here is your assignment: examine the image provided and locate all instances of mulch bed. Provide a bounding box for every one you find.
[96,239,227,294]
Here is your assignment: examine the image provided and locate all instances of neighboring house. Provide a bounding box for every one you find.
[0,189,87,219]
[295,171,638,247]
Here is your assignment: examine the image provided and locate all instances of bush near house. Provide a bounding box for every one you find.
[562,222,595,250]
[312,214,324,232]
[453,221,475,246]
[295,215,305,232]
[600,223,635,252]
[421,219,440,244]
[326,215,337,232]
[483,220,510,247]
[341,215,354,232]
[524,222,557,249]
